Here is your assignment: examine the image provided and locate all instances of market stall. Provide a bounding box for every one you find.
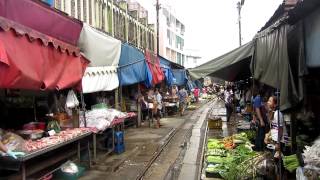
[0,17,90,179]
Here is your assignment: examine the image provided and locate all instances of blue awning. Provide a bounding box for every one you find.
[159,56,174,86]
[118,43,152,87]
[172,69,188,86]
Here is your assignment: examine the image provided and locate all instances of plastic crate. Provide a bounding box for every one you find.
[208,118,222,129]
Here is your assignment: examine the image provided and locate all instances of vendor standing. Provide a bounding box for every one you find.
[252,87,268,151]
[267,96,288,158]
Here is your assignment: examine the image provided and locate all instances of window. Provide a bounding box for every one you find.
[77,0,81,20]
[167,29,172,46]
[177,52,181,65]
[83,0,87,22]
[71,0,75,17]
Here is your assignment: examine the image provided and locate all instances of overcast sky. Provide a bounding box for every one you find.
[137,0,283,64]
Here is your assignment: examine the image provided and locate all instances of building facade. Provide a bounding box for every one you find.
[52,0,155,52]
[156,4,185,65]
[184,49,202,68]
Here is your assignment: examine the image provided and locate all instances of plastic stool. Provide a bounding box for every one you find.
[114,131,125,154]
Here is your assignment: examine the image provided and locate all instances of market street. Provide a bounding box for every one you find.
[79,99,213,180]
[0,0,320,180]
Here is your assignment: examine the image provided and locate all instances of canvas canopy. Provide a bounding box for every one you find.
[82,66,119,93]
[253,23,302,111]
[0,0,82,45]
[118,44,152,86]
[0,17,87,90]
[78,24,121,93]
[188,42,254,82]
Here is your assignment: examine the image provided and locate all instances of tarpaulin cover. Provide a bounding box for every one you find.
[159,56,174,86]
[303,8,320,68]
[188,42,254,81]
[172,69,188,86]
[253,24,301,110]
[78,24,121,92]
[118,43,152,86]
[0,17,88,90]
[78,24,121,67]
[82,66,119,93]
[0,0,82,45]
[145,50,165,85]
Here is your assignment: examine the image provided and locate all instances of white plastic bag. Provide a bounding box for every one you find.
[296,167,307,180]
[66,90,79,108]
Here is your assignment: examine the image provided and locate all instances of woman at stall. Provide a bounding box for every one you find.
[267,96,288,158]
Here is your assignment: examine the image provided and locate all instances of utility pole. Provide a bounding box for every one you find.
[156,0,160,55]
[237,0,245,46]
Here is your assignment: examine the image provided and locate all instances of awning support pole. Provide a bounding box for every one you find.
[80,91,87,127]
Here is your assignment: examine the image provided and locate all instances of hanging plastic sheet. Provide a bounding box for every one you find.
[253,24,301,110]
[145,50,164,85]
[159,56,174,86]
[172,69,188,86]
[118,43,152,87]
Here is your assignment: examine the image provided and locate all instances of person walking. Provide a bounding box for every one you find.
[224,86,233,122]
[178,86,188,116]
[193,87,200,103]
[153,89,162,128]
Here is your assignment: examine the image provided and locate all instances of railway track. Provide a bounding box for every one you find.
[136,101,214,180]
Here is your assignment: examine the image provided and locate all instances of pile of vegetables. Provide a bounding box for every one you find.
[205,134,262,180]
[302,136,320,178]
[283,154,299,173]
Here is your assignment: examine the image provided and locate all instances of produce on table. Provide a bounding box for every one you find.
[207,156,225,164]
[223,136,235,149]
[205,133,263,180]
[207,139,225,149]
[206,149,227,157]
[243,130,256,141]
[303,136,320,167]
[302,136,320,177]
[283,154,299,173]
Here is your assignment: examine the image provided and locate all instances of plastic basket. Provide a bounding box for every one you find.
[208,118,222,129]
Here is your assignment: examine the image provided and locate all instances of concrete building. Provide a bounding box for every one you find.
[158,4,186,65]
[184,49,202,68]
[53,0,155,52]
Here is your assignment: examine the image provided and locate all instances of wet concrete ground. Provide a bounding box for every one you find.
[78,97,243,180]
[80,99,213,180]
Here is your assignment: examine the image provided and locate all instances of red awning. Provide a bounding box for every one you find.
[0,17,88,90]
[0,0,82,46]
[145,50,164,85]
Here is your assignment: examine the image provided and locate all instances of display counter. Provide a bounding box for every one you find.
[0,130,92,180]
